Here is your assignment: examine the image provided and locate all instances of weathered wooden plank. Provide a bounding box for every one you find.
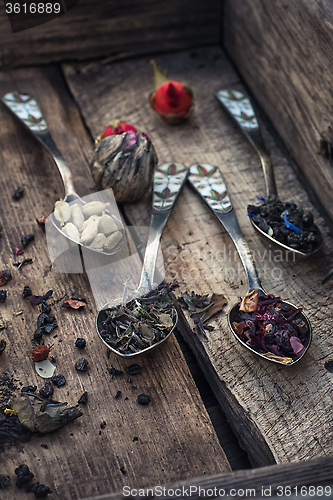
[0,65,230,500]
[63,46,333,466]
[0,0,220,68]
[223,0,333,222]
[84,455,333,500]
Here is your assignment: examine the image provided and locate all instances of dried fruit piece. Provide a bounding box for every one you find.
[149,60,194,124]
[75,358,89,372]
[26,482,52,498]
[51,374,66,387]
[62,300,86,310]
[81,201,108,218]
[31,345,52,362]
[137,394,151,405]
[239,289,259,313]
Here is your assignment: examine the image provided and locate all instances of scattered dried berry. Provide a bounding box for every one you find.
[75,358,89,372]
[0,474,10,489]
[26,482,52,498]
[0,271,12,286]
[125,364,141,376]
[132,436,138,442]
[39,382,54,399]
[31,345,52,362]
[137,394,151,405]
[14,247,24,255]
[21,385,37,394]
[115,391,121,399]
[75,338,86,349]
[12,186,24,200]
[100,421,106,429]
[62,300,86,310]
[78,392,88,404]
[0,291,7,303]
[21,234,34,248]
[0,340,6,356]
[15,464,34,488]
[51,374,66,387]
[28,290,53,305]
[22,286,33,298]
[119,466,126,475]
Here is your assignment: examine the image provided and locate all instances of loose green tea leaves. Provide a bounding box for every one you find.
[12,394,82,433]
[98,283,176,356]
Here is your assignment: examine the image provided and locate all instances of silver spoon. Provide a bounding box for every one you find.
[215,89,323,257]
[96,162,189,357]
[188,163,312,366]
[1,91,125,256]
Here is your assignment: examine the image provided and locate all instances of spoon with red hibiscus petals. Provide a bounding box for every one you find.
[215,89,323,257]
[188,163,312,366]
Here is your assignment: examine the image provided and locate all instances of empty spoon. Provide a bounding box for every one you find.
[215,89,323,257]
[1,91,125,256]
[188,163,312,366]
[96,162,188,357]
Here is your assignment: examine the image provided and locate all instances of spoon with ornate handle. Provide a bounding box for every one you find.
[188,163,312,366]
[1,91,125,256]
[215,89,323,257]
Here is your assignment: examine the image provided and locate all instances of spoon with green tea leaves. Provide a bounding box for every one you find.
[1,92,125,256]
[188,163,312,366]
[96,162,188,357]
[215,89,323,257]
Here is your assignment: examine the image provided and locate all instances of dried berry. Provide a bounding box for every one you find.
[31,345,52,362]
[137,394,151,405]
[21,234,35,248]
[0,271,12,286]
[12,186,24,200]
[125,364,141,376]
[0,290,7,303]
[39,382,54,399]
[51,374,66,387]
[22,286,33,298]
[78,392,88,404]
[115,391,121,399]
[75,358,89,372]
[75,338,86,349]
[100,420,106,429]
[15,464,34,488]
[26,482,52,498]
[0,340,6,356]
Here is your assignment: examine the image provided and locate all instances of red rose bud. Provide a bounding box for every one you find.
[95,119,137,144]
[149,60,194,124]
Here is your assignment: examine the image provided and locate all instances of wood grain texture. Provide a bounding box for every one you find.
[84,455,333,500]
[0,0,221,68]
[223,0,333,222]
[63,46,333,466]
[0,65,230,500]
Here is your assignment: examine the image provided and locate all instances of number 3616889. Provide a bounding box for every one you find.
[6,2,61,14]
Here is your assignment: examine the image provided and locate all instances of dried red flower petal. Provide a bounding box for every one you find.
[14,247,24,256]
[27,290,53,305]
[62,300,86,310]
[31,345,52,362]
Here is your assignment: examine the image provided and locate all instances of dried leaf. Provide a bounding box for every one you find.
[261,353,293,365]
[28,290,53,305]
[239,289,259,313]
[202,294,227,323]
[190,313,207,337]
[62,300,87,310]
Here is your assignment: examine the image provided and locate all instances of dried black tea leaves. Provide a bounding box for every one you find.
[51,374,66,387]
[137,394,151,405]
[22,286,33,298]
[202,294,228,323]
[78,392,88,405]
[115,391,121,399]
[109,366,123,377]
[98,283,176,356]
[75,358,89,372]
[15,464,34,488]
[28,290,53,305]
[39,382,54,399]
[21,385,37,394]
[13,258,33,271]
[12,393,83,433]
[26,482,52,498]
[12,186,24,200]
[75,338,86,349]
[179,290,227,327]
[125,364,141,375]
[190,313,206,337]
[0,291,7,303]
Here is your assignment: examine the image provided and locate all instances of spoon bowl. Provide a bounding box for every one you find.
[215,89,323,257]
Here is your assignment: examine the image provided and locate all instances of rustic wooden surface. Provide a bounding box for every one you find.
[0,65,231,500]
[64,46,333,466]
[84,455,333,500]
[223,0,333,222]
[0,0,220,68]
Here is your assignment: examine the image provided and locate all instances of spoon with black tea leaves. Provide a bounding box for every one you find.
[1,91,125,256]
[215,89,323,257]
[188,163,312,366]
[96,162,189,358]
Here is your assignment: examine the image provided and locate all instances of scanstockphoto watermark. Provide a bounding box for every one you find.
[4,0,80,33]
[123,485,257,498]
[165,244,295,283]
